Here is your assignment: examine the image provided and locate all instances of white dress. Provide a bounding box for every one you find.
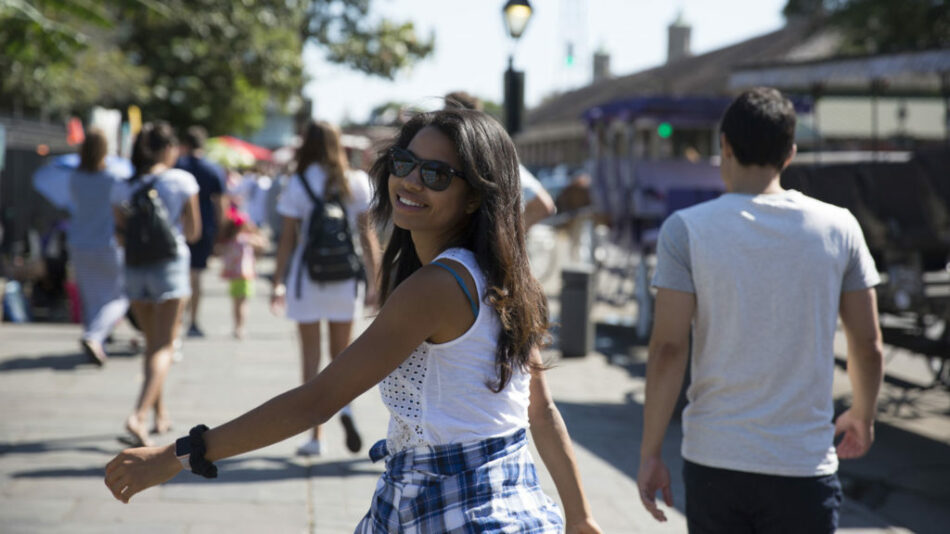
[275,164,372,323]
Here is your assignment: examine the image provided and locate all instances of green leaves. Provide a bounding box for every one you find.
[784,0,950,54]
[1,0,434,134]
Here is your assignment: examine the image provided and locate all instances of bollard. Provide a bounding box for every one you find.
[560,265,594,357]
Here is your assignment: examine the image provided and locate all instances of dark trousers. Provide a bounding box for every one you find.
[683,460,842,534]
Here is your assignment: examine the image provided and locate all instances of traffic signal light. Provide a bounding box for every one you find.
[657,122,673,139]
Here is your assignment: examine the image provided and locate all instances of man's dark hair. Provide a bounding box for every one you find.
[720,88,796,170]
[444,91,483,111]
[181,125,207,150]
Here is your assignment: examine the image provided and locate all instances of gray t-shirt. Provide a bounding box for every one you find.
[652,190,880,477]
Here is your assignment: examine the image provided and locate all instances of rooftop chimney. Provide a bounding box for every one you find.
[593,48,611,83]
[667,11,692,64]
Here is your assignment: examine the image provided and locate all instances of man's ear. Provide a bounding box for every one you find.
[780,143,798,171]
[719,133,732,159]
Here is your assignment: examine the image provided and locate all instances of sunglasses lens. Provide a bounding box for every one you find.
[420,165,452,191]
[389,149,415,177]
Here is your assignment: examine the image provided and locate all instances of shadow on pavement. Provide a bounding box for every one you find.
[0,434,122,455]
[0,349,139,372]
[11,456,381,485]
[835,417,950,534]
[554,394,687,518]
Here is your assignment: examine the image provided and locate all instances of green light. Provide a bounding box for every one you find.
[566,54,574,66]
[657,122,673,138]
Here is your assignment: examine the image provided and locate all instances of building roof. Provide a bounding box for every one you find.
[729,48,950,96]
[523,20,838,129]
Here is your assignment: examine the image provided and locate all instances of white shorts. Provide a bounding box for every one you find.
[286,260,364,323]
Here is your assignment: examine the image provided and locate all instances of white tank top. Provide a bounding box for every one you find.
[377,248,531,452]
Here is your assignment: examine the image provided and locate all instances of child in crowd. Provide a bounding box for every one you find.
[219,207,267,339]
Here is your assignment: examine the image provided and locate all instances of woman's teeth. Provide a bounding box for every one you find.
[399,195,424,208]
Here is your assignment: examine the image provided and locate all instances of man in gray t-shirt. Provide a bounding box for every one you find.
[637,88,884,533]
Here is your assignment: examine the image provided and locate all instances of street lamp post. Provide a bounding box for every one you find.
[503,0,533,136]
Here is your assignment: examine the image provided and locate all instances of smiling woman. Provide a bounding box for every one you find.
[104,109,601,534]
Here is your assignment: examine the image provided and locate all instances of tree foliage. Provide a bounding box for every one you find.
[0,0,434,134]
[784,0,950,54]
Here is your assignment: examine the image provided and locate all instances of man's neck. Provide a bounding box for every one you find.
[725,166,785,195]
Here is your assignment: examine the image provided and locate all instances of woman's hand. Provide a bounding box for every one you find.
[566,517,603,534]
[270,283,286,316]
[104,444,182,503]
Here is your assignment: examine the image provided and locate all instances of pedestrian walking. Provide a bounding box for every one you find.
[176,126,226,338]
[637,88,884,533]
[219,207,267,340]
[105,108,602,534]
[270,120,381,457]
[111,122,201,447]
[68,128,129,365]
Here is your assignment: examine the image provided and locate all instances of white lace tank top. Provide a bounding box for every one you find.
[377,248,531,452]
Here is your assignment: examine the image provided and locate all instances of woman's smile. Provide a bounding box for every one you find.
[395,192,427,210]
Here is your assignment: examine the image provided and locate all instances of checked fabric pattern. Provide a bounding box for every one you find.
[354,429,563,533]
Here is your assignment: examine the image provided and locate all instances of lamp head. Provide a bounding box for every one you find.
[503,0,533,39]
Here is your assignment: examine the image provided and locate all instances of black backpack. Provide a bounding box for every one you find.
[123,176,179,267]
[294,173,364,298]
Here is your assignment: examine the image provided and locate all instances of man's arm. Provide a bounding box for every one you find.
[638,288,695,522]
[523,190,556,230]
[835,288,884,459]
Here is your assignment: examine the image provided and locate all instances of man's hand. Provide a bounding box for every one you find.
[835,408,874,459]
[637,455,674,522]
[105,444,182,503]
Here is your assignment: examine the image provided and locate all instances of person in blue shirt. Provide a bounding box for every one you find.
[175,126,227,338]
[68,128,129,365]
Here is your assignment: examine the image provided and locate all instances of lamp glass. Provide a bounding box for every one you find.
[503,1,532,39]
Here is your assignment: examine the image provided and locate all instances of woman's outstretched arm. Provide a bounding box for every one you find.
[527,349,602,534]
[105,266,460,503]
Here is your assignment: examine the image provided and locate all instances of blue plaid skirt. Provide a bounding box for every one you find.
[354,428,564,533]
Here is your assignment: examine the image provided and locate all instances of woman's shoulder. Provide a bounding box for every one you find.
[434,248,480,274]
[159,168,199,194]
[160,167,196,182]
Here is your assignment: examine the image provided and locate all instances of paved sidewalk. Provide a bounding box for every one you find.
[0,256,945,532]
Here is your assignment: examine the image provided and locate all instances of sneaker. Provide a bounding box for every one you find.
[186,324,205,338]
[296,439,323,456]
[340,412,362,453]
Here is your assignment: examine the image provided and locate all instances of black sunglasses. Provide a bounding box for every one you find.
[387,146,466,192]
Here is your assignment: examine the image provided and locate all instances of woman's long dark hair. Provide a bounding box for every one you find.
[295,120,351,200]
[369,109,549,392]
[130,121,177,181]
[78,128,108,172]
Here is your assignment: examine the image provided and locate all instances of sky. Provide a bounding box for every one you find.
[303,0,790,124]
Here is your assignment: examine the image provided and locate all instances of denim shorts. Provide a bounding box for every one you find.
[125,252,192,302]
[683,460,842,534]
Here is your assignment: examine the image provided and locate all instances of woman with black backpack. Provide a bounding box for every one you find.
[110,122,201,447]
[269,120,381,457]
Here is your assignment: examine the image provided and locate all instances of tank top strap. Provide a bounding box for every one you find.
[432,247,484,299]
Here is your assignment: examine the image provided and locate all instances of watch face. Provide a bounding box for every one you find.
[175,436,190,457]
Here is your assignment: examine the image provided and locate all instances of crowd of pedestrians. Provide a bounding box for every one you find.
[41,87,887,533]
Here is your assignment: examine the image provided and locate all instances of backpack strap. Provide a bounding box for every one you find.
[294,173,319,300]
[430,261,479,318]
